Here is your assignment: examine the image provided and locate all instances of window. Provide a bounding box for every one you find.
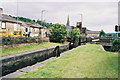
[1,22,6,29]
[25,28,28,32]
[21,27,25,31]
[35,28,37,32]
[30,28,33,32]
[14,24,17,31]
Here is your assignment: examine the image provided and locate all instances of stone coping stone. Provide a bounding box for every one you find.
[1,46,56,62]
[1,44,69,60]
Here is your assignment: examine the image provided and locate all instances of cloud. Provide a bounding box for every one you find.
[1,2,118,33]
[1,0,119,2]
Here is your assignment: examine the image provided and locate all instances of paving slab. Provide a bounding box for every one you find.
[19,65,38,72]
[1,71,25,78]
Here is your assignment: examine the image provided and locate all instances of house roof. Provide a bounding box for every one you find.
[0,14,21,24]
[0,13,42,28]
[18,21,43,28]
[86,31,100,34]
[30,24,42,28]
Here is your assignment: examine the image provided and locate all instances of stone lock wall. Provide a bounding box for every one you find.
[1,37,89,76]
[1,44,69,76]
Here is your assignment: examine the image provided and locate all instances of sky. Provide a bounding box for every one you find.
[0,0,119,33]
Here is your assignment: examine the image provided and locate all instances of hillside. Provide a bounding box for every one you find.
[9,15,54,28]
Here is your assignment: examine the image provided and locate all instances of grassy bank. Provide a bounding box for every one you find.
[2,42,68,57]
[17,44,118,78]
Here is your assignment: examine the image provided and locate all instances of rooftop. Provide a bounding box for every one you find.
[86,31,100,34]
[0,14,21,24]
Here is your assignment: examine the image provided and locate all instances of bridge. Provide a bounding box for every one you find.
[89,37,114,46]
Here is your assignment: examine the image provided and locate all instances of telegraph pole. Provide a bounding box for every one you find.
[41,10,46,27]
[17,0,18,31]
[39,10,46,38]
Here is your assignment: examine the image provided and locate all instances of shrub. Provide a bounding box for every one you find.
[111,39,120,52]
[67,28,80,47]
[49,23,67,43]
[99,30,105,37]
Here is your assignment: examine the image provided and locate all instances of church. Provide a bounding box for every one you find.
[66,15,74,32]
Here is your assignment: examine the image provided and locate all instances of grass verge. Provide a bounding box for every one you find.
[2,42,68,57]
[17,44,118,78]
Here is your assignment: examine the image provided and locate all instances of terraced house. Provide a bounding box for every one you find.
[0,8,22,35]
[0,8,47,38]
[86,31,100,37]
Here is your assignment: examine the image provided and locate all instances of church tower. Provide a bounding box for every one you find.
[66,15,70,26]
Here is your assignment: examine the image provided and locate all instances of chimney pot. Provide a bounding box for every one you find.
[0,8,3,16]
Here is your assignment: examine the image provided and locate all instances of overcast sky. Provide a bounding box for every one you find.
[0,0,119,33]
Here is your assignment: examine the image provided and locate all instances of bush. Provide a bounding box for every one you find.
[111,39,120,52]
[49,23,67,43]
[73,38,79,48]
[67,28,80,47]
[99,30,105,37]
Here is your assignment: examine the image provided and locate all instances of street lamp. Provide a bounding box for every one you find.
[79,14,83,22]
[41,10,46,27]
[17,0,19,31]
[39,10,46,38]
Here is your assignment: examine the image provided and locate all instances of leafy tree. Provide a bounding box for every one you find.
[99,30,105,37]
[67,28,80,47]
[108,34,112,37]
[106,34,112,37]
[118,33,120,37]
[49,23,67,43]
[68,28,80,41]
[111,39,120,52]
[33,20,36,22]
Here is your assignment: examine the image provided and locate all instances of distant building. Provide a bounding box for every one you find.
[66,15,73,32]
[86,31,100,37]
[76,22,82,29]
[81,27,86,34]
[66,26,74,32]
[66,15,70,26]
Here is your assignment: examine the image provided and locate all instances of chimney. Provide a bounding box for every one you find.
[0,8,2,21]
[0,8,3,16]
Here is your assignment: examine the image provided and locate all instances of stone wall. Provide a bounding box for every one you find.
[103,46,112,51]
[1,44,69,76]
[1,37,42,49]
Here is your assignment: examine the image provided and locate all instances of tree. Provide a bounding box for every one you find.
[49,23,67,43]
[10,15,54,28]
[67,28,80,47]
[118,33,120,37]
[68,28,80,41]
[108,34,112,37]
[33,20,35,22]
[99,30,105,37]
[111,39,120,52]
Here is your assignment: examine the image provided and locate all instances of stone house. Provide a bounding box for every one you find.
[0,8,46,38]
[17,21,45,38]
[86,31,100,37]
[29,23,43,37]
[0,8,22,35]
